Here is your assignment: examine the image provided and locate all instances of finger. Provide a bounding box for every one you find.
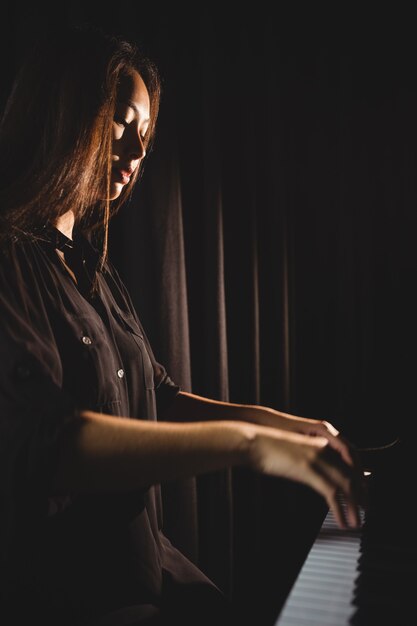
[307,469,350,529]
[328,492,350,529]
[328,450,368,509]
[324,431,364,474]
[316,422,355,467]
[329,489,363,530]
[311,454,364,529]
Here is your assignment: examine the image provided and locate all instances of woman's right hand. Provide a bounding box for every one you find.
[244,424,366,530]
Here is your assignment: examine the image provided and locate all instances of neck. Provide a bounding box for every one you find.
[55,210,75,240]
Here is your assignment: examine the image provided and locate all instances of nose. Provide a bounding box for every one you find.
[127,127,146,161]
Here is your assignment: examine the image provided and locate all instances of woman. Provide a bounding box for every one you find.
[0,23,365,625]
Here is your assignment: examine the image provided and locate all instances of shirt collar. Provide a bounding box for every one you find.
[37,223,102,273]
[41,223,74,251]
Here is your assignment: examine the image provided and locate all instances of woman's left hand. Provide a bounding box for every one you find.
[292,418,358,467]
[260,408,362,470]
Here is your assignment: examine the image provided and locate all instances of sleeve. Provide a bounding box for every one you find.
[143,335,182,416]
[103,258,181,413]
[0,242,82,502]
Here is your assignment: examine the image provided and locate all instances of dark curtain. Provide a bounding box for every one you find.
[3,5,417,624]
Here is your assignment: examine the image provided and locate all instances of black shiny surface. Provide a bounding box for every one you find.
[351,439,416,625]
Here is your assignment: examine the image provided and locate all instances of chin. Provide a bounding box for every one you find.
[108,183,123,200]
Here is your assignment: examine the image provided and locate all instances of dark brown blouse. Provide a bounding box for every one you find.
[0,225,221,625]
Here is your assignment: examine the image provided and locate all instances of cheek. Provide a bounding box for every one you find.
[112,127,123,158]
[112,122,123,141]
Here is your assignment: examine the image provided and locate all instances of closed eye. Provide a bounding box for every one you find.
[113,115,148,145]
[114,116,128,127]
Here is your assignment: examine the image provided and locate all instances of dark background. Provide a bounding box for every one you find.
[2,5,416,624]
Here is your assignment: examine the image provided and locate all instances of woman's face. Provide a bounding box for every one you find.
[109,70,150,200]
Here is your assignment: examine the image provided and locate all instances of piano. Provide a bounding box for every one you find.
[274,437,415,625]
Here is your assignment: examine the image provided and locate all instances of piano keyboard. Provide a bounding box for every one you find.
[271,439,417,625]
[275,505,365,625]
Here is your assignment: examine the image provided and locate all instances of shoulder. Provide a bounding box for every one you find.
[0,227,46,258]
[0,232,31,278]
[0,231,46,285]
[0,230,60,327]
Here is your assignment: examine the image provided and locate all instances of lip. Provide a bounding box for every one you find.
[113,168,135,185]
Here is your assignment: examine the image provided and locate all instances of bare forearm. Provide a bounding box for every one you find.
[53,410,252,493]
[163,392,354,468]
[163,390,310,430]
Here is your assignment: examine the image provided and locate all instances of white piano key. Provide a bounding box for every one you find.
[275,506,363,625]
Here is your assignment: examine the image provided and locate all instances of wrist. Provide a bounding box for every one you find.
[230,421,258,467]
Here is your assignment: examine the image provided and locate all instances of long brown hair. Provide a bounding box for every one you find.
[0,23,161,269]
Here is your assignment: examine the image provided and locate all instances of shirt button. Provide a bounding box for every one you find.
[117,368,125,379]
[82,335,92,345]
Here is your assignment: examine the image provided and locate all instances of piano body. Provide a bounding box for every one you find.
[274,437,415,625]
